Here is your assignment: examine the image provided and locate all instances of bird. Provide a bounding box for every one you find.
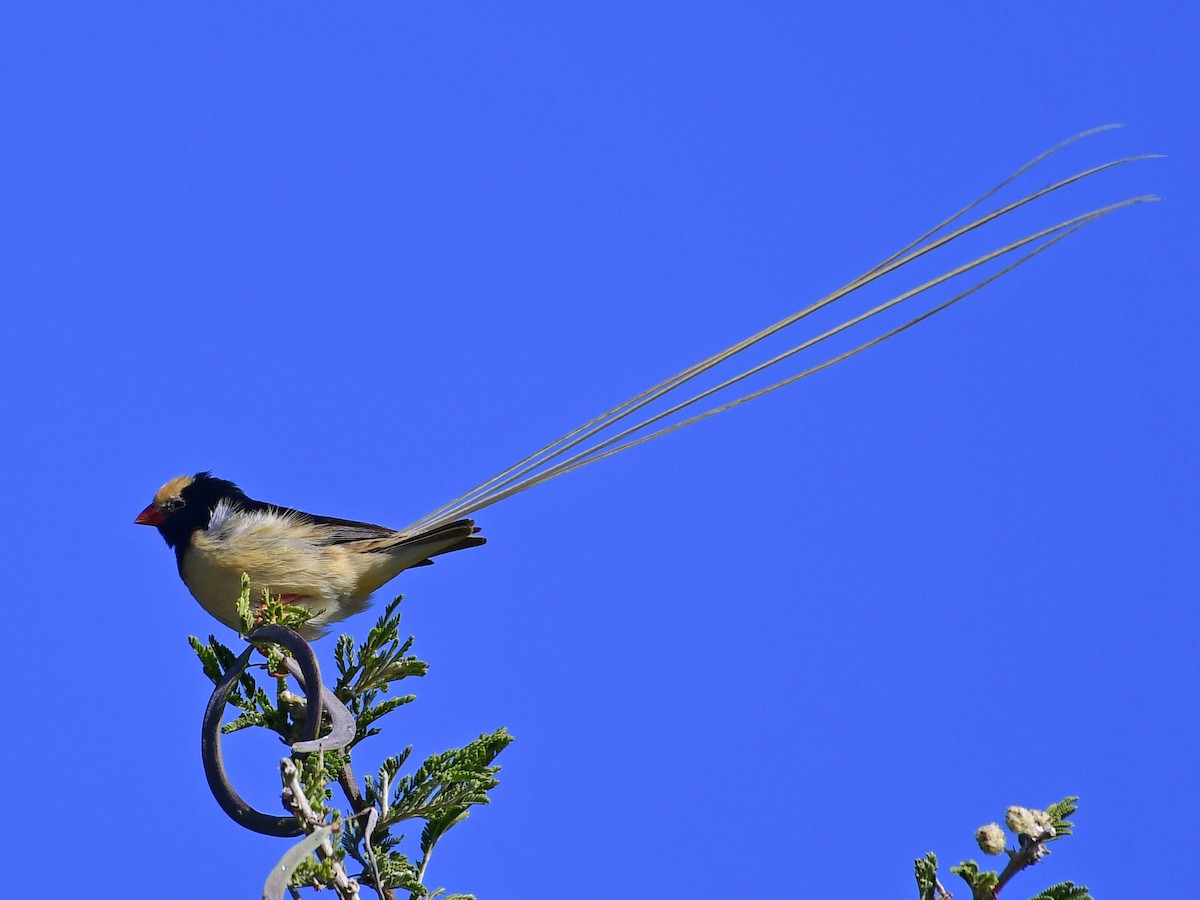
[137,130,1155,639]
[134,472,484,639]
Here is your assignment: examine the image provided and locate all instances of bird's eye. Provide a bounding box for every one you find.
[164,498,184,511]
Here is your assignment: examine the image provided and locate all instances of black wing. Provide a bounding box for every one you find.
[255,501,398,545]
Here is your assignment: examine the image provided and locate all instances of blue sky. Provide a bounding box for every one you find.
[1,4,1195,898]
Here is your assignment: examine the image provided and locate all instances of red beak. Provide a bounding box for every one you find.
[135,503,165,527]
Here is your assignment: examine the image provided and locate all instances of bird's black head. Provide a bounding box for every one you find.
[134,471,248,549]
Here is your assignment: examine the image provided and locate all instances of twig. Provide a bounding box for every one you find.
[336,763,393,900]
[415,846,434,891]
[993,837,1048,897]
[281,758,360,899]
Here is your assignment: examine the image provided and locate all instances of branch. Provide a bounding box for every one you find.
[281,758,360,899]
[993,837,1049,897]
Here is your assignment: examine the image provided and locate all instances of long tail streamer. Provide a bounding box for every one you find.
[401,126,1158,535]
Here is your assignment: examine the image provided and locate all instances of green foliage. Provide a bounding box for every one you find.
[1029,883,1093,900]
[190,588,510,899]
[1045,797,1078,839]
[334,597,428,749]
[188,630,292,738]
[266,824,338,897]
[235,572,315,636]
[913,852,938,900]
[288,837,345,892]
[950,860,999,900]
[367,729,512,829]
[344,727,511,897]
[916,798,1090,900]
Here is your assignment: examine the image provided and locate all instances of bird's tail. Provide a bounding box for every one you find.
[386,518,486,567]
[400,126,1159,537]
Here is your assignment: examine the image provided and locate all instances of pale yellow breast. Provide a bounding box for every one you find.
[182,504,361,629]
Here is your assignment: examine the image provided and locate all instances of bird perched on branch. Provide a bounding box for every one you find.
[135,472,484,639]
[136,129,1157,639]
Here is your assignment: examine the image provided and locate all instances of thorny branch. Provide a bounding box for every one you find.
[194,597,510,899]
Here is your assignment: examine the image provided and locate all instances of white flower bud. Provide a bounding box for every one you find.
[1006,805,1037,836]
[1029,808,1056,839]
[976,823,1007,855]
